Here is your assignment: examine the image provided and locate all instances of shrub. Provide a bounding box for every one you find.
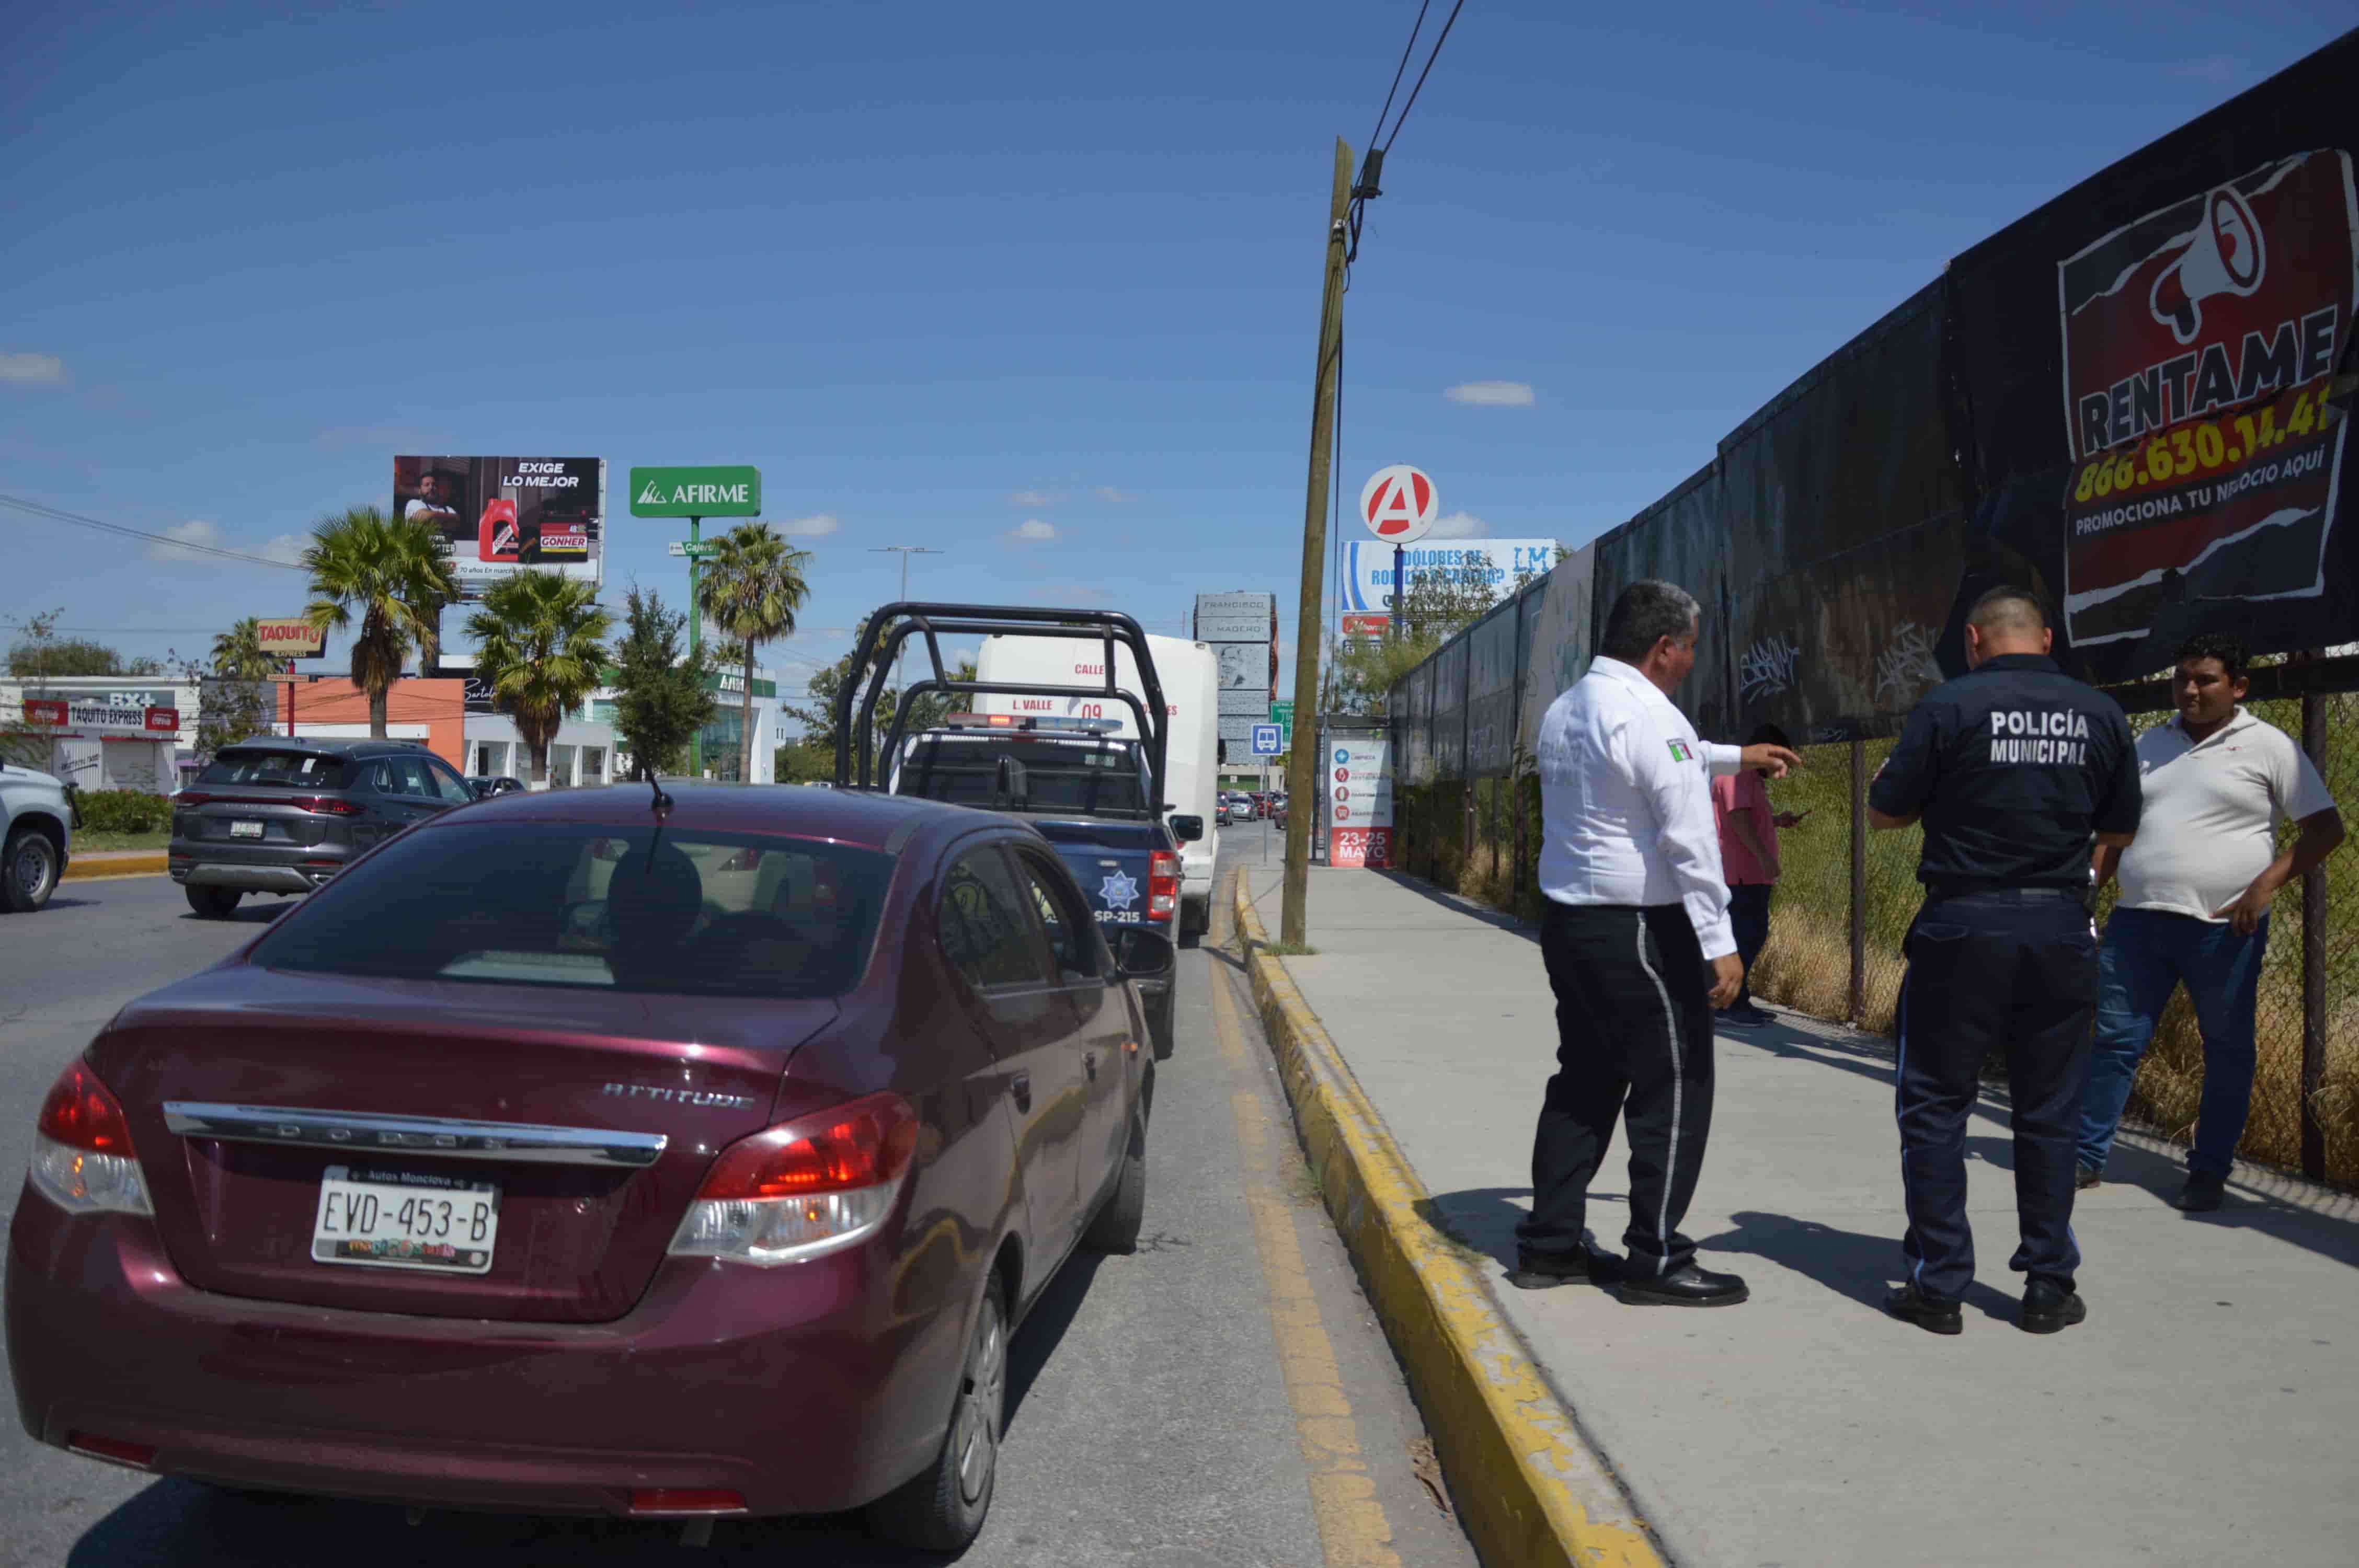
[75,789,174,835]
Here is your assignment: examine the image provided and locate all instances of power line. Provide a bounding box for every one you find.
[1381,0,1467,154]
[1366,0,1433,154]
[0,491,306,571]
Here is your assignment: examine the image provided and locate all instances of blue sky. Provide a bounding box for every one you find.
[5,1,2351,713]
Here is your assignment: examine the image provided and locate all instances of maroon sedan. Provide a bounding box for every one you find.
[6,783,1164,1551]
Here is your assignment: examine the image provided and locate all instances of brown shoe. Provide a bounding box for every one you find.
[2075,1165,2101,1191]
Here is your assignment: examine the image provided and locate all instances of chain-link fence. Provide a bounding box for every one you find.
[1391,690,2357,1186]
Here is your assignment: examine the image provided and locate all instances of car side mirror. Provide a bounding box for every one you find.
[1170,814,1204,843]
[1112,926,1175,981]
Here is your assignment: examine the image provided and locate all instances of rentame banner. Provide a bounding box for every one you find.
[394,456,605,599]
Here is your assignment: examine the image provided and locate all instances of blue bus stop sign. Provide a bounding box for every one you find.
[1249,723,1283,756]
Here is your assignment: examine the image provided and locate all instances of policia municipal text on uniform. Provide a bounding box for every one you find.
[1870,586,2139,1336]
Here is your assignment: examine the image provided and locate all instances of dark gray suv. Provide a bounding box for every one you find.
[169,740,477,918]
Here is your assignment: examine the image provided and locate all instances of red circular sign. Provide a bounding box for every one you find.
[1334,767,1349,782]
[1359,465,1438,544]
[1336,805,1352,821]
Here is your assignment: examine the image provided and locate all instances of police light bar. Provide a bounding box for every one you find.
[944,713,1123,733]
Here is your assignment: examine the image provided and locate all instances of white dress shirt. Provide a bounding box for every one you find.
[1536,656,1741,959]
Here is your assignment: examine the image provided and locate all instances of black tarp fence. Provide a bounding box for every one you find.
[1388,31,2359,760]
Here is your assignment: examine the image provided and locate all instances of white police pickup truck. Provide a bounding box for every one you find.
[0,758,74,912]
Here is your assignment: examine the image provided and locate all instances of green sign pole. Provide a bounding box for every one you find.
[688,515,702,776]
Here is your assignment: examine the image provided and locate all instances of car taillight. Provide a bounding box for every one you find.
[29,1059,152,1216]
[669,1092,919,1266]
[290,795,365,816]
[628,1488,746,1516]
[1149,851,1179,921]
[174,792,212,807]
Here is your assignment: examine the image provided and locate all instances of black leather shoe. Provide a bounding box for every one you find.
[1612,1261,1748,1307]
[2019,1279,2087,1334]
[2175,1171,2226,1212]
[1883,1282,1963,1335]
[1507,1246,1618,1291]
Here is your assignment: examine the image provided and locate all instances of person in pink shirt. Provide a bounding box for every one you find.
[1711,724,1808,1025]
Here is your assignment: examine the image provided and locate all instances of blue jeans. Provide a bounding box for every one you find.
[2075,906,2268,1178]
[1726,883,1772,1009]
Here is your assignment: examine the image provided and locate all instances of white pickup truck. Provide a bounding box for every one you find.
[0,758,74,912]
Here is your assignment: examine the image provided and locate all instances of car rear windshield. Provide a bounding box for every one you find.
[249,822,895,1000]
[197,751,354,788]
[895,735,1150,817]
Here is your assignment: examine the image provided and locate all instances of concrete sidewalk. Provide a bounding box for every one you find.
[1243,864,2359,1568]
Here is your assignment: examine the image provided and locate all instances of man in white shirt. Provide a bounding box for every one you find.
[2075,633,2344,1211]
[1509,580,1799,1305]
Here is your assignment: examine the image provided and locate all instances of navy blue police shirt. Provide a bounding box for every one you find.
[1868,653,2139,891]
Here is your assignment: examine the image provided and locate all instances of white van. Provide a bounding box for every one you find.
[972,632,1220,941]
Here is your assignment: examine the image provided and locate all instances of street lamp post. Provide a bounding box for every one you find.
[868,545,945,704]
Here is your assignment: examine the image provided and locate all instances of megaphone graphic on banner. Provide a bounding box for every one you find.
[2149,185,2265,345]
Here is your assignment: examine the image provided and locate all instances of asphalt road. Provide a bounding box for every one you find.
[0,821,1475,1568]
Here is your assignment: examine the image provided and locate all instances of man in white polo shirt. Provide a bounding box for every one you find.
[1509,580,1799,1305]
[2075,632,2345,1211]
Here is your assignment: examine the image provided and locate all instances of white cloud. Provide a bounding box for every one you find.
[1009,489,1064,506]
[261,533,310,567]
[1445,380,1535,407]
[783,513,839,537]
[0,352,67,387]
[1007,519,1057,544]
[148,519,226,562]
[1094,486,1136,503]
[1428,511,1488,538]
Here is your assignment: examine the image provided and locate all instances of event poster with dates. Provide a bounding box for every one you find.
[2057,149,2356,647]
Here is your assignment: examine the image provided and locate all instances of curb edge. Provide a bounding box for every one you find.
[62,853,168,881]
[1231,877,1667,1568]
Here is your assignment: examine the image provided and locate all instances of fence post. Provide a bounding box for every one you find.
[2301,674,2327,1180]
[1849,738,1868,1027]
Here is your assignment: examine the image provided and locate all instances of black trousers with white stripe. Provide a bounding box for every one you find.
[1516,901,1717,1274]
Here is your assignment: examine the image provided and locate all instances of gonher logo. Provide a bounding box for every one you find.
[1359,465,1438,544]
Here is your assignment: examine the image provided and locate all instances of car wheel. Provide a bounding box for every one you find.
[1148,987,1175,1060]
[1082,1103,1147,1254]
[186,885,244,920]
[1,826,60,913]
[866,1280,1006,1554]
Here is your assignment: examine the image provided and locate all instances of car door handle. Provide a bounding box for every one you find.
[1010,1072,1031,1113]
[1084,1052,1098,1083]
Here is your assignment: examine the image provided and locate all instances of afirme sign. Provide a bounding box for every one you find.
[629,466,762,518]
[256,617,325,658]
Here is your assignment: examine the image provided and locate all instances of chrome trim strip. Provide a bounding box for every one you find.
[161,1102,668,1168]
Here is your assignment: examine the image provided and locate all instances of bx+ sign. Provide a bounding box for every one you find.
[1359,465,1437,544]
[629,466,762,518]
[1249,723,1284,756]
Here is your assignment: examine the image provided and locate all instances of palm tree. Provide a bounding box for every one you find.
[696,523,811,782]
[464,571,614,787]
[302,505,460,737]
[209,617,279,681]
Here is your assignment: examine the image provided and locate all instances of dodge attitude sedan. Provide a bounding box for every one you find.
[7,782,1167,1552]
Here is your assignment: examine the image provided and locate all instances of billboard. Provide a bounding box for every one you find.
[394,456,605,600]
[1343,539,1559,614]
[256,617,325,659]
[1194,591,1276,643]
[1323,731,1394,869]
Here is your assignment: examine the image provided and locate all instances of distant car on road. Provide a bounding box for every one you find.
[169,740,477,919]
[0,757,74,913]
[9,782,1167,1552]
[467,775,527,798]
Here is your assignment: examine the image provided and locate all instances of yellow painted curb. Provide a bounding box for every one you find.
[1233,878,1666,1568]
[63,853,167,881]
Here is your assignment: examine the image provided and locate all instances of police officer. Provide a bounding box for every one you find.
[1869,586,2138,1335]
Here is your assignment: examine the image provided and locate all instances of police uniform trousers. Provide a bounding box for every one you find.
[1895,887,2097,1301]
[1517,901,1716,1275]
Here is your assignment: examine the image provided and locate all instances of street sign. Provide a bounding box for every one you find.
[668,540,724,558]
[1249,723,1283,756]
[1359,465,1437,544]
[629,465,762,518]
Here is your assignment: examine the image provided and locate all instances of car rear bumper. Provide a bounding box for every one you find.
[7,1196,956,1517]
[169,842,343,892]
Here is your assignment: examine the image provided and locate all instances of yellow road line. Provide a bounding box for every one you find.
[1209,908,1403,1568]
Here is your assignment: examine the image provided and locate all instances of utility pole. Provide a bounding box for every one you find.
[687,514,703,776]
[869,545,944,705]
[1281,137,1355,949]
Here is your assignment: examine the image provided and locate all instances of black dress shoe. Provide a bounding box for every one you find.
[1883,1282,1963,1335]
[2175,1171,2226,1212]
[2019,1278,2087,1334]
[1612,1261,1748,1307]
[1507,1246,1618,1290]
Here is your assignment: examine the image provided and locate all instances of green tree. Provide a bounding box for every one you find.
[209,617,280,680]
[696,523,812,783]
[783,620,974,783]
[464,571,614,787]
[5,608,156,677]
[607,586,717,780]
[302,505,460,738]
[1322,563,1520,717]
